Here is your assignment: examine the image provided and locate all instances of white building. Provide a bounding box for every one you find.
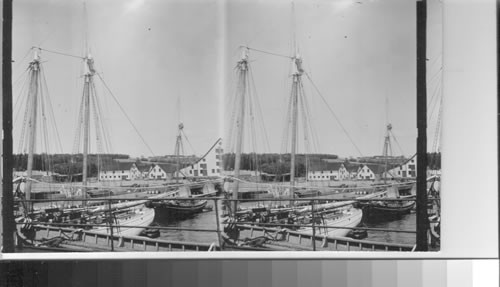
[99,162,134,181]
[356,164,376,180]
[179,139,223,178]
[99,162,153,181]
[384,155,417,179]
[147,163,175,180]
[307,162,346,181]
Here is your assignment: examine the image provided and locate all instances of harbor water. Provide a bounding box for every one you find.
[153,200,417,246]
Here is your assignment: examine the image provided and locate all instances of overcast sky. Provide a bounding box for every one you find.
[13,0,442,158]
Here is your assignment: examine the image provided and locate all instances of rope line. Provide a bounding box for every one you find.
[243,46,293,60]
[96,73,156,157]
[35,47,84,60]
[304,72,364,157]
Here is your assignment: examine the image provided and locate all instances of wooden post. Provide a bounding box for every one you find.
[213,198,223,249]
[311,200,316,251]
[1,0,15,253]
[108,199,114,251]
[416,0,429,251]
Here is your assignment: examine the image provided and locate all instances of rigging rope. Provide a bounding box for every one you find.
[304,72,364,157]
[92,80,113,153]
[243,46,293,60]
[35,47,84,60]
[72,85,86,154]
[248,65,272,153]
[181,130,197,156]
[96,73,156,157]
[40,64,64,153]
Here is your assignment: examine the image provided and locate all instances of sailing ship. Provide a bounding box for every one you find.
[147,185,208,219]
[14,39,155,241]
[146,124,215,220]
[359,185,415,218]
[222,39,363,246]
[356,124,417,219]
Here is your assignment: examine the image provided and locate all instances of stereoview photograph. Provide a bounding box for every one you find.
[1,0,442,254]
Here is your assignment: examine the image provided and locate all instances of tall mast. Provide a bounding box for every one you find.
[289,54,303,206]
[287,0,302,206]
[382,123,392,183]
[174,122,184,183]
[25,49,41,211]
[232,48,249,215]
[81,54,95,203]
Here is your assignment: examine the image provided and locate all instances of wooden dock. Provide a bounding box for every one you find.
[236,224,414,251]
[17,224,414,252]
[18,225,220,252]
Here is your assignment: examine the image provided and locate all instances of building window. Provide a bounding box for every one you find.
[212,169,215,173]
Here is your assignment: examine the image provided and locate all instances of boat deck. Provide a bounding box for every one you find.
[18,224,414,252]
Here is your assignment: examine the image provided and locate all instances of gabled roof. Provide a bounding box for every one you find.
[152,163,178,174]
[309,161,345,172]
[401,154,417,166]
[386,154,416,170]
[359,163,398,175]
[135,162,153,172]
[102,161,135,171]
[344,163,362,172]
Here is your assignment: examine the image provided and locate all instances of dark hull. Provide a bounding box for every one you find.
[152,200,208,219]
[295,190,321,198]
[362,201,415,220]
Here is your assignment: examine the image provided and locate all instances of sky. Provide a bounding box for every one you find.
[12,0,442,159]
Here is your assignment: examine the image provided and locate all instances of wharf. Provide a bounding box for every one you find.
[235,225,414,252]
[18,225,219,252]
[17,223,414,252]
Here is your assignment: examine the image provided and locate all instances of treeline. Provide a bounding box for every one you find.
[222,153,338,177]
[13,153,130,177]
[222,152,441,177]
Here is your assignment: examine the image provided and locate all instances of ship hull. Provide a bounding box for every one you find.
[93,205,156,237]
[151,200,208,220]
[362,201,415,217]
[298,207,363,238]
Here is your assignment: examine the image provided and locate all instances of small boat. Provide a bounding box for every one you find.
[359,185,416,219]
[150,198,207,219]
[90,204,156,237]
[139,228,161,239]
[346,228,368,240]
[294,188,321,198]
[147,183,209,220]
[295,204,363,238]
